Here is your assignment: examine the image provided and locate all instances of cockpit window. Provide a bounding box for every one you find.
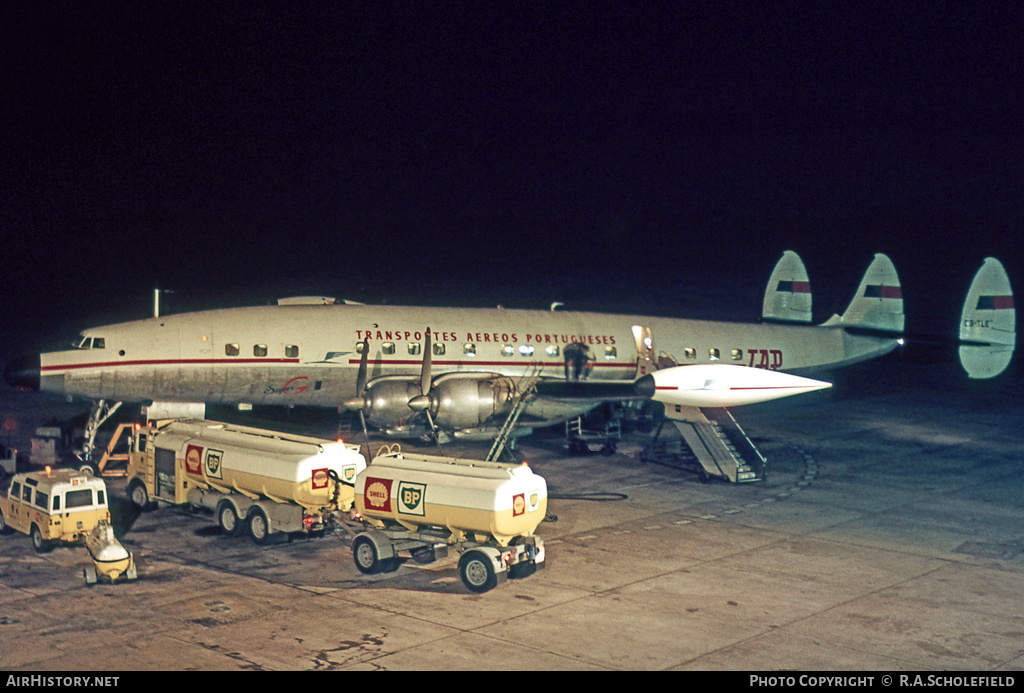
[73,336,105,349]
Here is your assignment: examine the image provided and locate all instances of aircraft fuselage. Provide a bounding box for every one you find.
[32,304,897,409]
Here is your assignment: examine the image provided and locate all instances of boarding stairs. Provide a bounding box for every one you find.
[485,374,540,463]
[641,405,765,483]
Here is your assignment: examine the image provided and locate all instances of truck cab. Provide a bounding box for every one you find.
[0,469,110,553]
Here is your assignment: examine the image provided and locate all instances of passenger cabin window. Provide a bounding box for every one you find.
[464,343,477,357]
[519,345,535,357]
[254,344,268,357]
[546,345,560,357]
[731,349,744,361]
[355,341,367,354]
[408,343,421,356]
[432,342,446,356]
[604,346,617,359]
[382,342,395,355]
[502,344,514,357]
[225,343,240,356]
[684,348,696,360]
[709,348,720,361]
[285,345,299,358]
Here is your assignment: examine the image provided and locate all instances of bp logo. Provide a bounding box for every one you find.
[204,449,224,479]
[342,465,356,483]
[397,482,426,516]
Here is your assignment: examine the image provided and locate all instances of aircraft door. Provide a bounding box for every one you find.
[632,325,655,377]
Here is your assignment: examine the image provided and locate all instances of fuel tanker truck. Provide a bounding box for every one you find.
[352,450,547,593]
[125,419,366,544]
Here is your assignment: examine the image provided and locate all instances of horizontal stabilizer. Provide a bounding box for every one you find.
[959,257,1015,379]
[762,250,812,323]
[828,253,904,333]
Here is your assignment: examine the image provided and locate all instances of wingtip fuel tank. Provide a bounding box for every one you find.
[644,364,831,408]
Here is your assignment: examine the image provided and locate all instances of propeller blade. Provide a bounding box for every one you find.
[356,338,369,396]
[343,339,370,411]
[419,327,432,396]
[409,328,434,412]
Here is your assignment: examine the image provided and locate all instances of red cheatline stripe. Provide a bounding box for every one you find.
[43,358,634,373]
[656,385,814,392]
[41,358,300,372]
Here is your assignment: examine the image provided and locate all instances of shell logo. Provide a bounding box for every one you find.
[364,478,392,512]
[185,444,203,475]
[311,468,329,490]
[513,493,526,517]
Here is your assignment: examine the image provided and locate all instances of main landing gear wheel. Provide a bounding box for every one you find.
[459,549,498,594]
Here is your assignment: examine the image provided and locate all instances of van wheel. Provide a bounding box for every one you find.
[247,509,270,545]
[216,501,239,536]
[30,524,51,554]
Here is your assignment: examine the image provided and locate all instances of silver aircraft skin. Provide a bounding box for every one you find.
[4,252,1015,441]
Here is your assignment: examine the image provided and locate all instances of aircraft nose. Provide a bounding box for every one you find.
[5,354,40,391]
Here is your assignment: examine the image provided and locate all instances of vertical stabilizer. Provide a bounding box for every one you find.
[832,253,904,333]
[762,250,812,323]
[959,257,1015,379]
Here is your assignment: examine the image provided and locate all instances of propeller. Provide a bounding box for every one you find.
[407,327,441,445]
[342,338,372,455]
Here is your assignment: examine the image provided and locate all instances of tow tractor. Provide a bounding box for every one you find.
[349,448,547,593]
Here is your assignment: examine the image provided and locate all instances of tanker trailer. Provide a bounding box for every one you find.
[126,419,366,544]
[352,450,547,593]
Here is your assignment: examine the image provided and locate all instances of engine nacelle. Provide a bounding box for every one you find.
[362,374,516,431]
[431,375,516,430]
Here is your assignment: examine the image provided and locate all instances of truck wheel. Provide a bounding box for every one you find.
[30,524,51,554]
[353,535,384,574]
[128,479,151,510]
[247,509,270,545]
[459,550,498,593]
[216,501,240,536]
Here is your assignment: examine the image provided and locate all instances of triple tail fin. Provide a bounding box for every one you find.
[824,253,904,333]
[762,250,812,323]
[959,257,1015,379]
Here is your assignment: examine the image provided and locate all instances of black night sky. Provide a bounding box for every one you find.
[2,2,1022,347]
